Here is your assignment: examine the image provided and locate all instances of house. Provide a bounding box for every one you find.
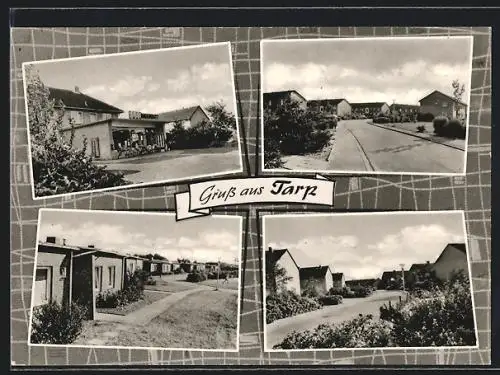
[307,98,352,118]
[380,270,402,289]
[299,265,334,295]
[418,90,468,120]
[351,102,390,118]
[143,259,171,275]
[265,247,301,295]
[389,103,420,117]
[263,90,308,111]
[158,105,210,133]
[124,255,145,275]
[180,262,195,273]
[171,262,181,272]
[431,243,469,281]
[205,262,220,273]
[345,278,381,289]
[49,86,123,128]
[33,237,79,308]
[192,262,206,272]
[331,272,346,289]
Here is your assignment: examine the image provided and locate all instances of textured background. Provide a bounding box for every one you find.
[10,27,490,366]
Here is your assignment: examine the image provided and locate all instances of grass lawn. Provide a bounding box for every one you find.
[199,278,239,290]
[96,290,169,316]
[144,279,200,293]
[76,290,238,349]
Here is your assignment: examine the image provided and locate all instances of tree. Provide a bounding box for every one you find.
[25,65,128,197]
[266,259,292,295]
[152,253,167,261]
[206,101,237,130]
[452,79,465,102]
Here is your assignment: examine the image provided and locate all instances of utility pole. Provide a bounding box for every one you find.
[399,263,405,292]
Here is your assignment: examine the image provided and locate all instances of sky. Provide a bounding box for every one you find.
[38,210,241,264]
[262,37,473,105]
[265,212,466,280]
[29,43,237,115]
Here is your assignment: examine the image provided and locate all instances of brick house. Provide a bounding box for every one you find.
[431,243,469,281]
[263,90,308,111]
[351,102,390,118]
[331,272,346,289]
[307,98,352,118]
[265,247,301,295]
[299,265,334,295]
[418,90,468,120]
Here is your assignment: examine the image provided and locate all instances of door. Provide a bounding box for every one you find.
[94,266,103,293]
[91,138,101,158]
[33,267,51,307]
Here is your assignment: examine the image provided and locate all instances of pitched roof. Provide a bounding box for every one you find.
[263,90,307,103]
[265,248,300,271]
[434,243,467,263]
[48,87,123,113]
[409,263,430,272]
[157,105,208,123]
[381,270,399,280]
[418,90,467,107]
[389,103,420,109]
[331,272,344,281]
[308,98,348,106]
[299,265,331,279]
[351,102,389,108]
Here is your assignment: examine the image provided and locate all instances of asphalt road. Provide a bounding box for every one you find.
[266,290,406,349]
[329,120,465,174]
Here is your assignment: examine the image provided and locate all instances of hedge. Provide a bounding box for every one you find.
[186,271,208,283]
[266,290,322,324]
[417,112,435,122]
[30,302,87,344]
[166,121,233,150]
[318,294,343,306]
[373,116,391,124]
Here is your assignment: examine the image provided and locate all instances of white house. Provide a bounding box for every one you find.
[265,247,301,295]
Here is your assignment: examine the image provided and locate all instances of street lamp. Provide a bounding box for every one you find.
[215,257,221,291]
[399,263,405,292]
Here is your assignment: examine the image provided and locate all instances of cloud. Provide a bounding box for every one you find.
[84,75,153,106]
[123,94,235,114]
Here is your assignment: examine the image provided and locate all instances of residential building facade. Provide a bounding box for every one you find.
[351,102,390,117]
[299,266,334,295]
[389,103,420,117]
[205,262,220,273]
[432,243,469,281]
[418,90,468,120]
[124,256,145,275]
[307,98,352,118]
[159,106,211,133]
[263,90,308,111]
[265,247,301,295]
[331,272,346,289]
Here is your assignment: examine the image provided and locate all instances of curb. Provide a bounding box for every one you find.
[367,121,466,152]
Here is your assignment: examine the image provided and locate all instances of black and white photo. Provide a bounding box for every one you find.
[263,211,477,351]
[28,209,242,351]
[261,36,473,175]
[23,42,243,199]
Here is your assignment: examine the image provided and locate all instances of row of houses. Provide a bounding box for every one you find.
[267,243,469,296]
[48,86,212,160]
[263,89,468,120]
[265,247,346,296]
[33,236,228,319]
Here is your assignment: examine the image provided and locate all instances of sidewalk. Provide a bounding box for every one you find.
[327,123,375,171]
[368,121,466,151]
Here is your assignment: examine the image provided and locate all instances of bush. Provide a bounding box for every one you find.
[433,116,449,136]
[444,119,467,139]
[416,125,426,133]
[166,120,233,150]
[173,267,185,274]
[145,277,157,286]
[186,271,208,283]
[274,314,393,349]
[263,137,284,169]
[266,290,322,324]
[30,302,87,344]
[373,116,391,124]
[318,294,343,306]
[417,112,435,122]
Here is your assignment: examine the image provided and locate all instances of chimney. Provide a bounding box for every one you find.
[46,236,56,244]
[74,86,80,94]
[268,247,272,252]
[88,244,95,249]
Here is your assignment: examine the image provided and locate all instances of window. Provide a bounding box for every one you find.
[94,266,103,291]
[90,138,100,158]
[76,112,83,124]
[280,99,284,105]
[268,100,272,106]
[108,266,116,288]
[442,102,448,108]
[319,106,324,112]
[89,113,97,123]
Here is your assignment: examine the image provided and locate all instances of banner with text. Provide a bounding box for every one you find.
[175,175,336,220]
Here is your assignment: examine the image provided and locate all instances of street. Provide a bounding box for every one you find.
[329,120,465,174]
[265,290,406,349]
[97,147,242,184]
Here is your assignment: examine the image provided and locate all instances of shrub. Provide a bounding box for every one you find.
[166,120,233,150]
[433,116,449,136]
[444,119,467,139]
[263,137,284,169]
[373,116,391,124]
[349,285,372,298]
[96,290,121,308]
[30,302,87,344]
[173,267,185,274]
[145,277,157,286]
[416,125,426,133]
[274,314,393,349]
[186,271,208,283]
[417,112,435,122]
[266,290,322,324]
[318,294,343,306]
